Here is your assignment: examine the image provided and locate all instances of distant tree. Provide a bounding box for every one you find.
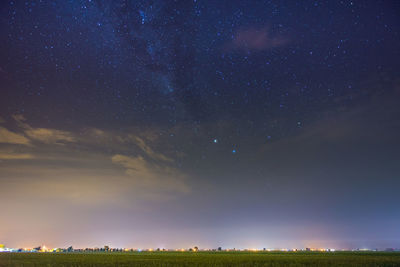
[193,246,199,252]
[218,247,222,251]
[67,246,73,252]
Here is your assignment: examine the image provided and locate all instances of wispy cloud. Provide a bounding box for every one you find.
[82,128,177,162]
[12,114,31,130]
[1,116,191,203]
[0,127,30,145]
[132,136,174,162]
[10,114,76,145]
[112,154,190,194]
[0,152,34,160]
[24,128,76,144]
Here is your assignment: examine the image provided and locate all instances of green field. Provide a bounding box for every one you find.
[0,251,399,267]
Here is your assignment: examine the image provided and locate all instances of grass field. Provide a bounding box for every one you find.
[0,251,399,267]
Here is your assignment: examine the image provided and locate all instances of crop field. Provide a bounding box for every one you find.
[0,251,399,267]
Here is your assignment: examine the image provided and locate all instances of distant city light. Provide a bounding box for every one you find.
[0,243,395,253]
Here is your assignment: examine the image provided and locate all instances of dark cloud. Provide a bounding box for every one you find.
[227,26,288,52]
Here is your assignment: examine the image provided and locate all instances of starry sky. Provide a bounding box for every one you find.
[0,0,399,250]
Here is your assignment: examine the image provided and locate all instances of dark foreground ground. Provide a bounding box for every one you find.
[0,251,400,267]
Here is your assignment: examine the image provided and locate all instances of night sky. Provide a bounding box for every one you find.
[1,0,400,250]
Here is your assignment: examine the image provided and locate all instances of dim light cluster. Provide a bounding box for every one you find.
[1,243,396,253]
